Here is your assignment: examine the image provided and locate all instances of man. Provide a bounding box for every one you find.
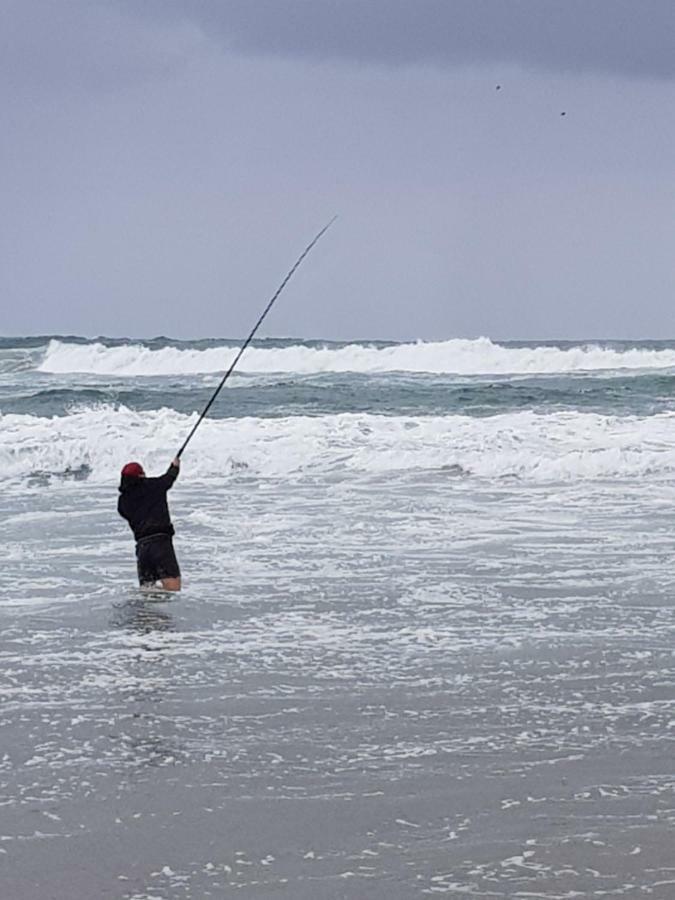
[118,457,182,591]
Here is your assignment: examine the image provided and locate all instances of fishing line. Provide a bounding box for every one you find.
[176,216,337,459]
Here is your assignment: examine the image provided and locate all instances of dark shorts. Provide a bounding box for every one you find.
[135,534,181,585]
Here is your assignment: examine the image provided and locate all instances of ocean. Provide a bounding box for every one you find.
[2,335,675,899]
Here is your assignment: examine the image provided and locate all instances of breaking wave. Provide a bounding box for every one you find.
[3,405,675,485]
[36,338,675,377]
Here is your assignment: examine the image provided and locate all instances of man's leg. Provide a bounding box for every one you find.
[160,577,181,592]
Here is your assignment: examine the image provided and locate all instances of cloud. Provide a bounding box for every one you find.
[133,0,675,81]
[5,0,673,97]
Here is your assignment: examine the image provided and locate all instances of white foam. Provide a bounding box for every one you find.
[3,405,675,484]
[37,338,675,377]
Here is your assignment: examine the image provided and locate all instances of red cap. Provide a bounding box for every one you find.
[121,462,145,478]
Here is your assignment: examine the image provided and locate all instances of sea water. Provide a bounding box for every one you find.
[1,336,675,898]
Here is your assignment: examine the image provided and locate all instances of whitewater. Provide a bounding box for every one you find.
[35,335,675,375]
[3,334,675,899]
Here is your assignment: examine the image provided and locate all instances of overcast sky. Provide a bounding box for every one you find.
[2,0,674,341]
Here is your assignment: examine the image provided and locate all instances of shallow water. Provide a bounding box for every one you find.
[3,471,675,898]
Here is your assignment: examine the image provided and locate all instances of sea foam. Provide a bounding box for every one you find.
[3,405,675,485]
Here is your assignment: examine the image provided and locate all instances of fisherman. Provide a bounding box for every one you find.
[117,458,182,591]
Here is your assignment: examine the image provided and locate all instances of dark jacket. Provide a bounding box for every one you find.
[118,464,179,541]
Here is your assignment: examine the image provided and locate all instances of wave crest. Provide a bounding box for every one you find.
[37,338,675,377]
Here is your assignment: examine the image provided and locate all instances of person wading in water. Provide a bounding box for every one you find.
[118,458,182,591]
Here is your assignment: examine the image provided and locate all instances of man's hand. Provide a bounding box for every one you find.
[172,457,180,468]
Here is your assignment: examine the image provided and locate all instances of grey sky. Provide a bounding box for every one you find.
[2,1,674,340]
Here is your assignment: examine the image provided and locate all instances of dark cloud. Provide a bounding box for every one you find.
[132,0,675,81]
[4,0,673,96]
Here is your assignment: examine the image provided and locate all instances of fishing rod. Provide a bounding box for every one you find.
[175,216,337,459]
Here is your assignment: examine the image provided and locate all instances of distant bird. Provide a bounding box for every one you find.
[496,85,501,90]
[560,111,566,116]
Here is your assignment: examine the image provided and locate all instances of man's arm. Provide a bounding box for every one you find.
[156,457,180,489]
